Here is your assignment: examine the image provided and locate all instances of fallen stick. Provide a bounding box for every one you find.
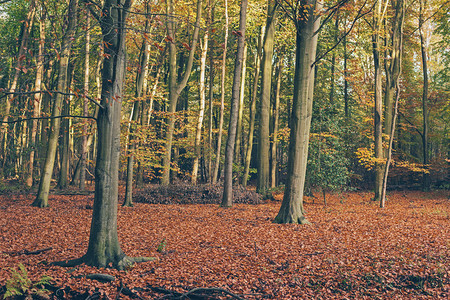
[179,287,247,300]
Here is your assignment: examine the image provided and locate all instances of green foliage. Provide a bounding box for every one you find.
[157,238,166,253]
[4,263,52,299]
[306,132,350,197]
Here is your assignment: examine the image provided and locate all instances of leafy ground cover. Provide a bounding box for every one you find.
[0,189,448,299]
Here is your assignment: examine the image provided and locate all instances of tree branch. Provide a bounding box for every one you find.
[0,115,97,124]
[0,89,104,109]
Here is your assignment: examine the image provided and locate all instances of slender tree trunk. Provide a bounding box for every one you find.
[124,10,150,206]
[372,0,385,203]
[207,4,215,183]
[419,0,430,191]
[271,57,282,189]
[192,31,209,184]
[33,0,78,207]
[26,8,45,187]
[274,0,322,224]
[58,65,74,189]
[381,0,405,207]
[1,0,35,177]
[257,0,277,196]
[343,27,349,119]
[161,0,202,185]
[222,0,248,207]
[212,0,229,184]
[79,12,90,191]
[235,43,247,171]
[242,26,264,187]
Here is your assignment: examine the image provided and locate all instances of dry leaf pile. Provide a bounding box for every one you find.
[0,190,448,299]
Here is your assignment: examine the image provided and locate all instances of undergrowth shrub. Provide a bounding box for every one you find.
[134,183,262,205]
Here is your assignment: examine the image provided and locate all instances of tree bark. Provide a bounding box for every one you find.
[274,0,322,224]
[372,0,386,203]
[222,0,248,207]
[242,26,264,187]
[192,31,209,184]
[79,11,90,191]
[419,0,430,191]
[271,56,282,189]
[257,0,277,197]
[235,43,247,171]
[33,0,78,207]
[381,0,404,207]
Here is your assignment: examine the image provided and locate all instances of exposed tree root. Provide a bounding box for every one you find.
[52,255,154,270]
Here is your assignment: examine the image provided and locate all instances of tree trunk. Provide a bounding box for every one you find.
[381,0,405,207]
[55,0,152,270]
[242,26,264,187]
[1,0,35,177]
[161,0,202,185]
[419,0,430,191]
[212,0,229,185]
[26,8,45,187]
[235,43,247,171]
[222,0,248,207]
[271,56,282,189]
[33,0,78,207]
[274,0,321,224]
[257,0,277,197]
[58,65,74,189]
[207,3,215,183]
[79,12,90,191]
[124,9,151,206]
[192,31,208,184]
[372,0,385,203]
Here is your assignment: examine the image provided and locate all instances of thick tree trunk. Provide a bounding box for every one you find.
[33,0,78,207]
[274,0,321,224]
[242,26,264,187]
[212,0,229,185]
[161,0,202,185]
[257,0,277,197]
[192,32,208,184]
[55,0,152,270]
[222,0,248,207]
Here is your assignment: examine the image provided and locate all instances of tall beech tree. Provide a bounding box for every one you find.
[161,0,202,186]
[381,0,405,207]
[274,0,322,224]
[56,0,152,269]
[124,6,151,206]
[257,0,278,197]
[33,0,78,207]
[222,0,248,207]
[212,0,229,185]
[242,25,264,187]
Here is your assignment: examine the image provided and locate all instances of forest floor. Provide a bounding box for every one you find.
[0,188,448,299]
